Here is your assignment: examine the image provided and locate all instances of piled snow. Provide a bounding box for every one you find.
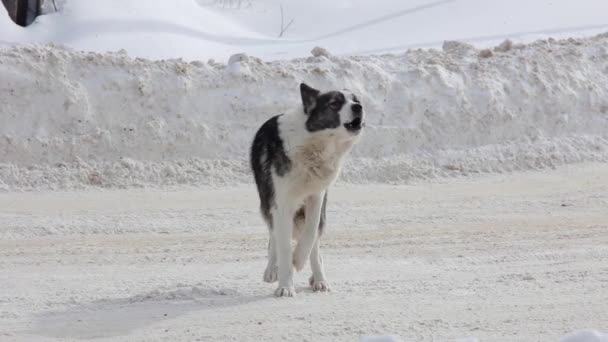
[1,33,608,190]
[1,0,608,61]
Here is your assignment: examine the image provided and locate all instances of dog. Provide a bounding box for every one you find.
[250,83,365,297]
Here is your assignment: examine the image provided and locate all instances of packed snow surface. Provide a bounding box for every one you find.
[1,163,607,341]
[2,34,608,190]
[365,332,608,342]
[360,336,404,342]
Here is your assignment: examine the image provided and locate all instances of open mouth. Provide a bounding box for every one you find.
[344,117,363,132]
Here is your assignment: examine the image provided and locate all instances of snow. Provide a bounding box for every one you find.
[2,0,608,340]
[0,3,21,39]
[1,163,607,340]
[360,336,403,342]
[2,33,608,190]
[1,0,608,61]
[2,1,608,191]
[561,330,608,342]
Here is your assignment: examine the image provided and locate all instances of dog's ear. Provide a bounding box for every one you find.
[300,83,320,114]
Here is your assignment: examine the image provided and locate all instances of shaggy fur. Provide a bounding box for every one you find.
[250,83,364,297]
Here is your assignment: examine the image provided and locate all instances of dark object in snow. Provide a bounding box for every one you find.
[278,4,294,38]
[311,46,331,58]
[442,40,475,55]
[479,49,494,58]
[228,53,249,66]
[495,39,513,52]
[2,0,41,26]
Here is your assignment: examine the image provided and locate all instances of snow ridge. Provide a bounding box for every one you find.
[1,34,608,190]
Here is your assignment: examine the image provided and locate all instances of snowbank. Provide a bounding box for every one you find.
[1,34,608,190]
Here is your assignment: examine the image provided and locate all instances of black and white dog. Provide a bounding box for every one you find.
[250,83,365,297]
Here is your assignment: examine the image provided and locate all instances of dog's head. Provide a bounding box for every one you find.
[299,83,365,139]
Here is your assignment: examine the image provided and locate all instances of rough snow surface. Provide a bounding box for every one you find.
[1,163,607,341]
[2,34,608,190]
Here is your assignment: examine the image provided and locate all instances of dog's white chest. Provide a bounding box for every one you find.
[288,138,350,193]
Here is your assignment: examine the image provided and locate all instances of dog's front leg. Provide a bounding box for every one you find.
[273,202,296,297]
[309,238,330,291]
[263,236,278,283]
[293,192,324,271]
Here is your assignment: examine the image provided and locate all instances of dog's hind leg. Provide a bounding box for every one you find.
[263,236,278,283]
[309,238,330,292]
[293,192,324,272]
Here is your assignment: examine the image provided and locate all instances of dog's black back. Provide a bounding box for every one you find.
[250,115,290,226]
[250,114,327,232]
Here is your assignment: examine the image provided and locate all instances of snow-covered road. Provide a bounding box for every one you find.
[2,163,607,341]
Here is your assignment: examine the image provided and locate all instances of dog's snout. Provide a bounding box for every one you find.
[351,103,362,115]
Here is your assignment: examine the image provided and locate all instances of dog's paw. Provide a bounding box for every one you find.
[274,286,296,297]
[309,275,331,292]
[263,266,278,283]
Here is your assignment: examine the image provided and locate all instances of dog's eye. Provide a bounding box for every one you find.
[329,101,342,110]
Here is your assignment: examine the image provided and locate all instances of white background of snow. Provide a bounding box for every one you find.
[1,0,608,61]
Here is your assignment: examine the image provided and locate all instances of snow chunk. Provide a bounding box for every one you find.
[226,53,250,75]
[442,40,475,55]
[495,39,513,52]
[478,48,494,58]
[228,52,249,65]
[311,46,332,58]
